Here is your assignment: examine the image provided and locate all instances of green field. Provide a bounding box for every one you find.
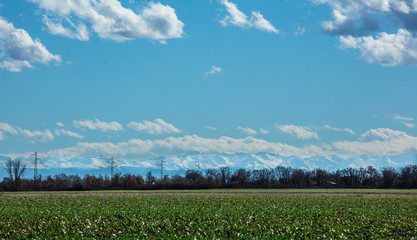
[1,189,417,239]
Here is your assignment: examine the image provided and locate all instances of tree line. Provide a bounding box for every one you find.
[2,158,417,191]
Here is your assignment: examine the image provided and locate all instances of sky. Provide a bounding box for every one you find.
[0,0,417,161]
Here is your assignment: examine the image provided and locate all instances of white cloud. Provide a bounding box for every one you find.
[339,29,417,66]
[295,25,306,35]
[205,126,217,131]
[321,9,355,35]
[323,125,355,134]
[0,17,61,72]
[44,135,332,159]
[360,128,408,141]
[56,122,65,127]
[313,0,412,35]
[19,128,54,143]
[55,129,83,139]
[333,128,417,156]
[275,124,319,140]
[237,126,257,135]
[127,119,180,135]
[28,0,184,42]
[0,123,18,140]
[4,128,417,160]
[392,114,415,128]
[74,119,123,132]
[0,123,18,135]
[314,0,417,65]
[250,11,279,33]
[220,0,279,34]
[393,114,414,121]
[259,128,269,134]
[204,65,222,78]
[43,15,89,41]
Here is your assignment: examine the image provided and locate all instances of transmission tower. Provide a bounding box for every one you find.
[157,158,165,180]
[31,152,40,180]
[110,157,114,179]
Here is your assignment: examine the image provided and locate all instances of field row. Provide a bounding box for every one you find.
[1,190,417,238]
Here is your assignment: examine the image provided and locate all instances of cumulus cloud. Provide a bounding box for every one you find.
[339,29,417,66]
[314,0,417,65]
[204,65,222,78]
[360,128,409,141]
[0,17,61,72]
[56,122,65,127]
[220,0,279,34]
[127,119,180,135]
[333,128,417,156]
[55,129,83,139]
[74,119,123,132]
[237,126,257,135]
[19,128,54,143]
[314,0,413,35]
[28,0,184,42]
[275,124,319,140]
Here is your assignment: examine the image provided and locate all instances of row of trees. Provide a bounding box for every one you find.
[2,159,417,191]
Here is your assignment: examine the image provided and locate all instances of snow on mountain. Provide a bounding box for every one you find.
[0,152,416,179]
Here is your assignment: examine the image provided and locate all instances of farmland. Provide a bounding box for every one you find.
[1,189,417,239]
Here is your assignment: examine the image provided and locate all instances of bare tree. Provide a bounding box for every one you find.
[5,158,26,190]
[146,171,156,183]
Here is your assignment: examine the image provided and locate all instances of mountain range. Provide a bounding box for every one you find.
[0,152,416,179]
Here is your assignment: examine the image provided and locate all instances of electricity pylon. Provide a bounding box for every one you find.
[31,152,40,180]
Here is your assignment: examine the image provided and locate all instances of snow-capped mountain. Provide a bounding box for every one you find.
[0,152,415,179]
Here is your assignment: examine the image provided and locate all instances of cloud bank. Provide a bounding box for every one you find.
[29,128,417,160]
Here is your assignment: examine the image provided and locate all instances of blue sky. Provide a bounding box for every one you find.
[0,0,417,160]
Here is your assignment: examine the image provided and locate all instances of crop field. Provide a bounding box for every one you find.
[1,189,417,239]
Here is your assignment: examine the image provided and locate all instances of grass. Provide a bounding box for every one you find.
[1,189,417,239]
